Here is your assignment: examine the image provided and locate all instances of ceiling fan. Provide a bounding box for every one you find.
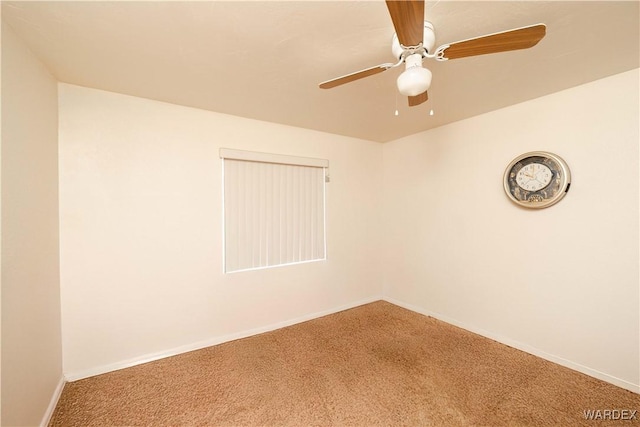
[319,0,546,107]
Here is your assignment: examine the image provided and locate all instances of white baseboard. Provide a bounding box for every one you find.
[40,375,65,427]
[383,296,640,394]
[64,294,639,394]
[65,295,384,382]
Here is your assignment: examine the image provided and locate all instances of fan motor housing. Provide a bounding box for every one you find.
[392,21,435,59]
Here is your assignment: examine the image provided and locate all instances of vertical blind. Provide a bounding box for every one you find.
[221,149,328,273]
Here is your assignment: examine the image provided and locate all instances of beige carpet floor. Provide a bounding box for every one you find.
[50,301,639,426]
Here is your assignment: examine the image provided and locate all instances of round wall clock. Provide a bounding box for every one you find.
[503,151,571,209]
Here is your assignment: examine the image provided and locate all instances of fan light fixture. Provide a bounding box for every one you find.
[319,0,547,109]
[396,53,432,97]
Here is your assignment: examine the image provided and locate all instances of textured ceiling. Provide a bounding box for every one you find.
[2,1,639,142]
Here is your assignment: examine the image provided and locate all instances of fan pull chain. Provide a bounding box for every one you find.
[394,92,399,116]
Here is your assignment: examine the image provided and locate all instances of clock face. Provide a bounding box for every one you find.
[515,163,552,191]
[504,152,570,208]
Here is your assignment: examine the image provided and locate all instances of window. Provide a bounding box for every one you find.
[220,149,328,273]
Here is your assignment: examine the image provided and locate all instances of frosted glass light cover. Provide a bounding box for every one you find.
[397,67,432,97]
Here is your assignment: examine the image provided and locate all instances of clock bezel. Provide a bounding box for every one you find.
[503,151,571,209]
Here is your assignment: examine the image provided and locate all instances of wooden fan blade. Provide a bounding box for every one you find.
[440,23,546,60]
[385,0,425,47]
[319,64,393,89]
[408,91,428,107]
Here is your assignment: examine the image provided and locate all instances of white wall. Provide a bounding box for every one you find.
[58,84,384,379]
[1,23,63,426]
[383,69,640,392]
